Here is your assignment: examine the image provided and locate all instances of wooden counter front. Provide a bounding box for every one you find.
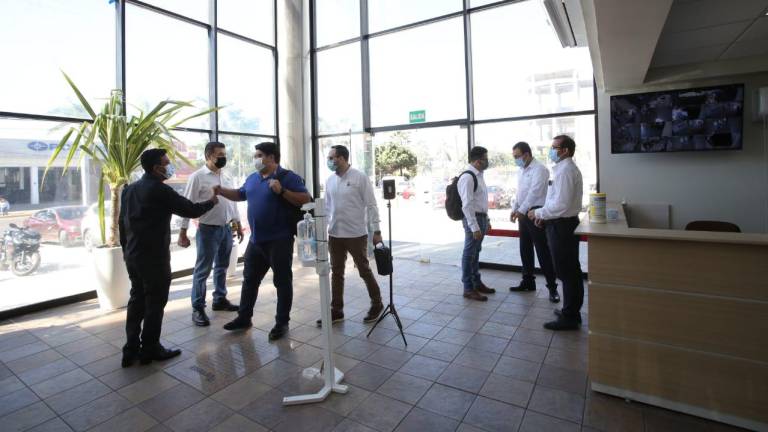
[577,207,768,431]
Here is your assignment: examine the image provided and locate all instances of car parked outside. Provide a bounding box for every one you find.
[24,206,87,247]
[487,185,512,209]
[81,203,199,251]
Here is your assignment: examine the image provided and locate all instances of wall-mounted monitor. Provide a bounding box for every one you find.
[610,84,744,153]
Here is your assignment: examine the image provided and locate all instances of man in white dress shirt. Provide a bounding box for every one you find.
[319,145,384,326]
[178,142,244,327]
[528,135,584,330]
[459,146,496,301]
[509,141,559,303]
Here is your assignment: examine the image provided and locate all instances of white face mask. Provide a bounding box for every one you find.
[254,157,266,172]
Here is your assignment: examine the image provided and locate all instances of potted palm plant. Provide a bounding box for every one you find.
[45,72,215,310]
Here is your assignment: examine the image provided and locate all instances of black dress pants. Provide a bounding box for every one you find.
[545,217,584,320]
[238,238,295,326]
[519,214,557,286]
[124,259,171,352]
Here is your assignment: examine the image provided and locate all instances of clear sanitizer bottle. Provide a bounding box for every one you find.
[297,211,316,266]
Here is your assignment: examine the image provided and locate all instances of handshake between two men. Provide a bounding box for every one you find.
[177,185,245,248]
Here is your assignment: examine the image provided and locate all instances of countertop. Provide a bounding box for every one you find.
[575,204,768,246]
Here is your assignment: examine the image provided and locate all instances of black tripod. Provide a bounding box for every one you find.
[367,200,407,346]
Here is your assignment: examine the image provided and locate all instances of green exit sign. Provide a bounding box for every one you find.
[409,110,426,124]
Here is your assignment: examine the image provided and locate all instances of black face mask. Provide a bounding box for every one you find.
[214,156,227,168]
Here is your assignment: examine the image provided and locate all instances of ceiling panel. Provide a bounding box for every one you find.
[651,43,728,67]
[737,16,768,41]
[656,21,750,52]
[720,38,768,60]
[664,0,768,32]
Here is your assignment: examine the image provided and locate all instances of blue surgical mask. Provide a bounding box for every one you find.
[163,163,175,179]
[514,157,525,168]
[327,160,338,172]
[548,148,560,163]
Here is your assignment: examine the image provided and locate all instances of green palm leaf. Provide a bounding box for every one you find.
[44,72,220,247]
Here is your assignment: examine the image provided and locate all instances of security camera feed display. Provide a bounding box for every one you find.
[611,84,743,153]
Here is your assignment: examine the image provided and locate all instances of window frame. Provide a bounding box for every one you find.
[310,0,598,195]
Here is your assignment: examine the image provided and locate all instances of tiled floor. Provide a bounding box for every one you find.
[0,258,748,432]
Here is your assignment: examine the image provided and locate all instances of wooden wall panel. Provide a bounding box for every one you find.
[588,237,768,300]
[590,333,768,424]
[589,283,768,361]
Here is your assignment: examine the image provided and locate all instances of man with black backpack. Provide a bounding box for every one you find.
[455,146,496,301]
[213,142,312,340]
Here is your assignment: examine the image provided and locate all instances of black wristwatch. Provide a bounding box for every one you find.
[278,188,285,196]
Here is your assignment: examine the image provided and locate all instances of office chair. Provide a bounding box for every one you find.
[684,220,741,233]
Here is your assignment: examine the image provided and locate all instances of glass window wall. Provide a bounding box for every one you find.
[0,1,277,312]
[312,0,596,269]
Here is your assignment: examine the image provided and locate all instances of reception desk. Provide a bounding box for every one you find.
[576,206,768,431]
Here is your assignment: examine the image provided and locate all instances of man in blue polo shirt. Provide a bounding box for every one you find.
[214,142,311,340]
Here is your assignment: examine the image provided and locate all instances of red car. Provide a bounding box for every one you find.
[401,185,416,199]
[24,205,88,247]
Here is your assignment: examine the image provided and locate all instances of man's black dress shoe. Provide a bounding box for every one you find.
[553,308,582,323]
[544,317,580,331]
[509,280,536,292]
[268,324,289,341]
[121,349,139,368]
[192,308,210,327]
[223,317,253,331]
[548,286,561,303]
[140,345,181,365]
[212,299,239,312]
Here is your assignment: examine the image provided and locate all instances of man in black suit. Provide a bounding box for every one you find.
[119,149,218,367]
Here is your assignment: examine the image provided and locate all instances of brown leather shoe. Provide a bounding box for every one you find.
[476,284,496,294]
[363,303,384,323]
[463,290,488,301]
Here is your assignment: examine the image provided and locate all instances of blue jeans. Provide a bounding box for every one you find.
[191,224,233,309]
[461,214,489,293]
[237,238,294,325]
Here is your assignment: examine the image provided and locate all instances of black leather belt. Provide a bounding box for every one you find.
[549,216,580,223]
[200,223,228,228]
[475,212,488,217]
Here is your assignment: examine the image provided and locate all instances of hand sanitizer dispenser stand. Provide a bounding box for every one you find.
[283,198,348,405]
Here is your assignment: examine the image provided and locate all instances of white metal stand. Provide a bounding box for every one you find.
[283,198,348,405]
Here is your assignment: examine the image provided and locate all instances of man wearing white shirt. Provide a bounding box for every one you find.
[509,141,559,303]
[458,146,496,301]
[528,135,584,330]
[319,145,384,326]
[178,142,244,327]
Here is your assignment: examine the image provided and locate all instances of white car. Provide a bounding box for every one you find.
[81,203,196,251]
[81,203,112,251]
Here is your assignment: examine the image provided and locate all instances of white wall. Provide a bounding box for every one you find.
[598,72,768,233]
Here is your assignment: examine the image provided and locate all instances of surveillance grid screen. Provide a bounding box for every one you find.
[610,84,744,153]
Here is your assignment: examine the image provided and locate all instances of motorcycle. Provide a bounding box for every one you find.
[0,223,41,276]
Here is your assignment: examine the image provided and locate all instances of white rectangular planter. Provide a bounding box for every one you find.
[92,246,130,310]
[227,242,239,279]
